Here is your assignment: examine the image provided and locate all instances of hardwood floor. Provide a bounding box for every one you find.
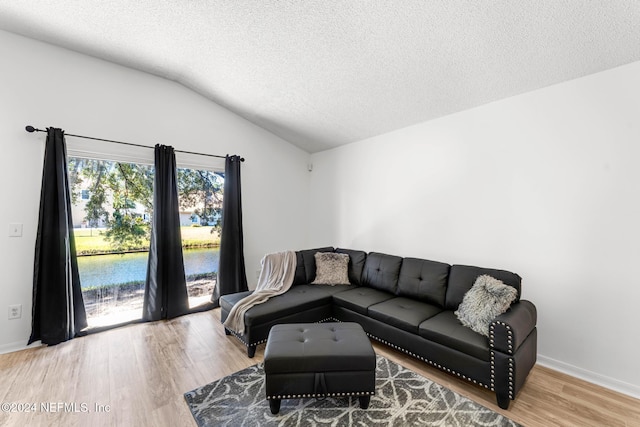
[1,309,638,427]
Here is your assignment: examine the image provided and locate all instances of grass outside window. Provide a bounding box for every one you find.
[74,225,220,255]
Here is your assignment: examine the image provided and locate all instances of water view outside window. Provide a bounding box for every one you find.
[68,157,222,328]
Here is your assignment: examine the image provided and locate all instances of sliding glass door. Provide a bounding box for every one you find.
[68,156,223,328]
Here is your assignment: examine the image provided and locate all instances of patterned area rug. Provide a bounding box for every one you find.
[184,355,521,427]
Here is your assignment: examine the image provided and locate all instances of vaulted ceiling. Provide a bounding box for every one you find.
[1,2,639,153]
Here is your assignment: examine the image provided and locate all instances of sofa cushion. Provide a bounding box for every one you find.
[335,248,367,285]
[455,275,518,336]
[293,247,335,285]
[368,297,442,335]
[332,287,395,316]
[396,257,450,307]
[242,285,332,327]
[445,264,521,310]
[361,252,403,293]
[219,290,253,322]
[311,252,350,285]
[418,311,490,361]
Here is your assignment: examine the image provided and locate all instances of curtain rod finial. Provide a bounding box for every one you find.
[25,125,36,133]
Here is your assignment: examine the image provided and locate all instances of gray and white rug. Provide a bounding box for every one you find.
[184,355,521,427]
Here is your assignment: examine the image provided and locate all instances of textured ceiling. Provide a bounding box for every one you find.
[1,2,639,153]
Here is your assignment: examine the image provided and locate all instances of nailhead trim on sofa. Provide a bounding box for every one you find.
[365,331,492,391]
[489,320,515,399]
[227,328,259,347]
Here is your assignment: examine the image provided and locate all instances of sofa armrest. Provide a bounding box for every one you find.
[489,300,537,355]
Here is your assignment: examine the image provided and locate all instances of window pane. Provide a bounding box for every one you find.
[69,157,153,328]
[177,168,224,309]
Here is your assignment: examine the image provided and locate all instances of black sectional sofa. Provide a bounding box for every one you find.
[220,247,537,409]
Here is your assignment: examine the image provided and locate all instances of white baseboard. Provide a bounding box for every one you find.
[0,340,41,355]
[537,354,640,400]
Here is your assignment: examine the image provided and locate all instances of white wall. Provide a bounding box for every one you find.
[0,30,311,352]
[309,61,640,397]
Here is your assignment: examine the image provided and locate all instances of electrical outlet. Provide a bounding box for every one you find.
[8,304,22,320]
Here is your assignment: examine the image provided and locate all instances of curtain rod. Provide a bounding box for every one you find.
[25,125,244,162]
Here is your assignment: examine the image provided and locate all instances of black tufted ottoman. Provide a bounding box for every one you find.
[263,322,376,414]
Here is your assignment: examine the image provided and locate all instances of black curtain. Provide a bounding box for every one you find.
[143,144,189,320]
[29,128,88,345]
[212,155,248,307]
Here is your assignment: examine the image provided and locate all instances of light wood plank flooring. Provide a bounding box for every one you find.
[0,309,638,427]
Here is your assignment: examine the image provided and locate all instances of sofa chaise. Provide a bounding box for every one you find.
[220,247,537,409]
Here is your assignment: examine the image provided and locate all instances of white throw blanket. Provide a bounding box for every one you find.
[223,250,297,335]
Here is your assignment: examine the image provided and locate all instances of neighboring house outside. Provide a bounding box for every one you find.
[71,187,148,229]
[179,209,222,227]
[180,210,199,227]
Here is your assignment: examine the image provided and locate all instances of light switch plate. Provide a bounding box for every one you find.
[8,304,22,319]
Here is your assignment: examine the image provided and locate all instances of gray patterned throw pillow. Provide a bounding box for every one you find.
[311,252,350,285]
[455,275,518,336]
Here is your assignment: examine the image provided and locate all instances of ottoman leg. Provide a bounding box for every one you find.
[359,395,370,409]
[224,328,231,336]
[269,398,281,414]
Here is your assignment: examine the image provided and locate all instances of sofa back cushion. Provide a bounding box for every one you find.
[397,258,450,307]
[335,248,367,285]
[361,252,403,293]
[293,247,335,285]
[445,264,521,310]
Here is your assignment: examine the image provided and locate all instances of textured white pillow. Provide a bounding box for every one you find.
[311,252,350,285]
[455,275,518,336]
